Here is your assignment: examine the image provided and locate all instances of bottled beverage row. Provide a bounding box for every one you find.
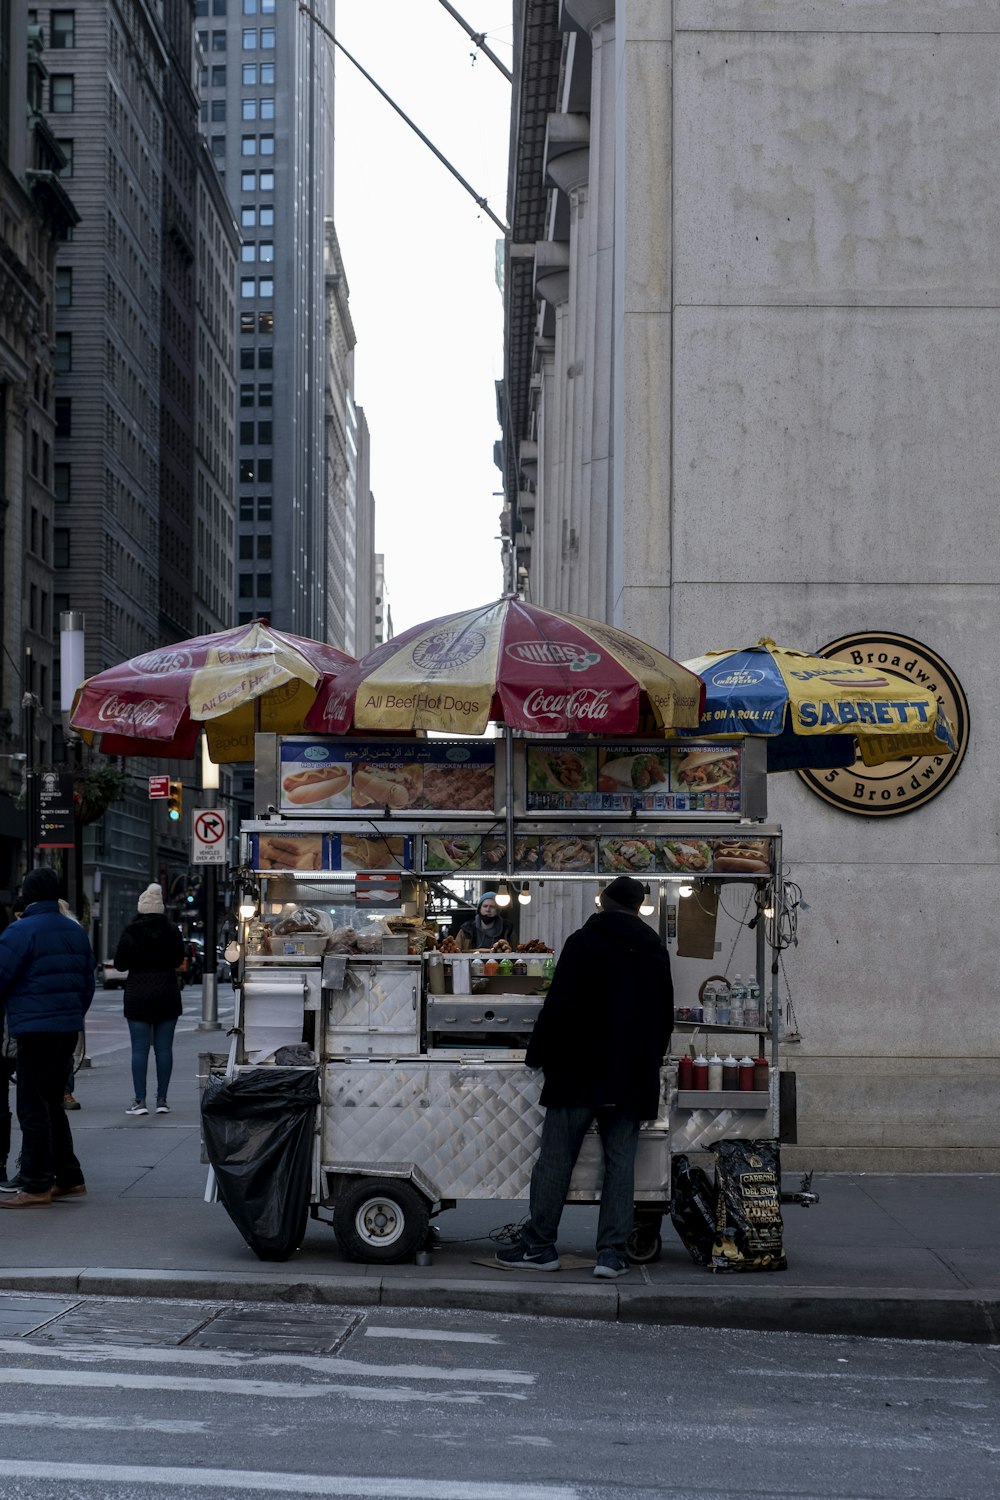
[676,974,763,1029]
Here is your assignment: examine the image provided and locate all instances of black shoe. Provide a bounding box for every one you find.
[0,1174,24,1194]
[494,1240,561,1271]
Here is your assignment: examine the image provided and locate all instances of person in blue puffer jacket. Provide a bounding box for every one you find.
[0,867,95,1207]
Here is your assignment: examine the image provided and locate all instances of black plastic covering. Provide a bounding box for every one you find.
[202,1068,319,1261]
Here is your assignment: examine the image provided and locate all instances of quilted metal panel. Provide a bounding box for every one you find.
[324,966,419,1056]
[670,1105,772,1153]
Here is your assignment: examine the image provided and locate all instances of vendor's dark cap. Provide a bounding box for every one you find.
[601,876,645,912]
[21,867,60,905]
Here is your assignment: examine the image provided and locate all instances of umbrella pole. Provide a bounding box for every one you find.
[504,725,514,886]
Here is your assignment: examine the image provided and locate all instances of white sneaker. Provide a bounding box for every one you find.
[125,1101,148,1116]
[155,1102,170,1114]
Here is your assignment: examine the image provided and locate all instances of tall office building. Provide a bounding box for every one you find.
[196,0,335,637]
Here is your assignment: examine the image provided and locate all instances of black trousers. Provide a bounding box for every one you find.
[15,1033,84,1193]
[0,1053,15,1164]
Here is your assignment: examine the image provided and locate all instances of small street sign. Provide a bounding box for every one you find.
[38,770,75,850]
[148,774,171,799]
[192,807,228,865]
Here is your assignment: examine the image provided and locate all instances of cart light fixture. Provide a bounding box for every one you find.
[639,884,655,916]
[677,882,694,899]
[238,898,258,920]
[517,882,531,906]
[494,883,512,908]
[594,883,606,907]
[763,902,775,919]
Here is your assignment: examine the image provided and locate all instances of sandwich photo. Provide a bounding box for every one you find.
[670,748,739,793]
[658,839,712,873]
[599,837,656,874]
[351,762,423,809]
[281,762,350,806]
[425,836,481,871]
[598,752,668,793]
[526,747,595,794]
[711,838,770,874]
[340,834,406,871]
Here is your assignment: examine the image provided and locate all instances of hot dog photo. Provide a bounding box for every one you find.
[711,838,770,874]
[281,761,350,808]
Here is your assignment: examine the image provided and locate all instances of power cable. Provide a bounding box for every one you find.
[436,0,513,81]
[298,4,510,236]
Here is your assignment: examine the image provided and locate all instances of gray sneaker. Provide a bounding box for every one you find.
[593,1250,629,1279]
[125,1101,148,1116]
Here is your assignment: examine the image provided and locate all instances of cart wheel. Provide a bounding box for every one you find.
[332,1178,430,1264]
[627,1215,663,1265]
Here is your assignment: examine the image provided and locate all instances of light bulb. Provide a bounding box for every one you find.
[517,883,531,905]
[494,884,511,908]
[639,884,655,916]
[238,900,257,920]
[678,882,694,899]
[763,903,775,918]
[595,885,605,907]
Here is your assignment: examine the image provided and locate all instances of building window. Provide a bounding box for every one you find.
[259,97,274,119]
[257,310,273,333]
[242,63,256,85]
[54,529,71,568]
[54,397,72,437]
[259,134,274,156]
[241,207,256,227]
[210,98,226,121]
[239,348,255,370]
[260,27,274,48]
[257,459,272,483]
[50,10,75,48]
[257,421,272,444]
[239,535,254,559]
[55,265,73,308]
[241,136,256,156]
[257,573,271,597]
[50,75,74,112]
[259,204,274,226]
[258,241,273,262]
[199,100,208,123]
[55,138,73,175]
[195,0,208,14]
[240,312,255,333]
[238,574,254,598]
[261,0,275,11]
[213,0,227,13]
[54,332,72,373]
[239,421,255,444]
[258,277,273,298]
[211,30,226,50]
[240,383,255,407]
[257,536,272,562]
[211,136,225,159]
[239,460,255,483]
[211,64,226,85]
[240,277,256,297]
[259,170,274,191]
[242,0,257,11]
[242,27,257,48]
[257,346,272,369]
[241,170,255,191]
[54,463,71,504]
[239,498,254,520]
[258,383,272,406]
[197,29,208,49]
[257,497,272,520]
[241,98,257,120]
[241,244,256,262]
[200,67,208,88]
[260,62,274,85]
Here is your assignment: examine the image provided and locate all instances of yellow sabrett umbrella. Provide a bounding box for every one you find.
[681,639,957,773]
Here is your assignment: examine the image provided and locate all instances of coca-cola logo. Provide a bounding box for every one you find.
[321,691,352,724]
[132,649,194,675]
[97,694,168,730]
[411,629,487,674]
[522,687,613,723]
[504,642,600,671]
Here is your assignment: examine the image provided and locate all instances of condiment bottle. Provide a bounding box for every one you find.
[543,957,555,981]
[707,1053,723,1090]
[677,1054,693,1090]
[692,1053,709,1090]
[483,957,499,976]
[497,957,513,977]
[470,956,485,980]
[753,1053,770,1092]
[722,1053,739,1090]
[738,1055,755,1091]
[513,957,527,976]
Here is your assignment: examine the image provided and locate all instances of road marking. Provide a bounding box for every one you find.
[0,1337,531,1385]
[0,1461,576,1498]
[364,1326,501,1345]
[735,1369,988,1385]
[0,1367,526,1405]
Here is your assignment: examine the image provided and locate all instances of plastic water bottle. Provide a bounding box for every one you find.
[702,982,717,1025]
[745,976,761,1029]
[730,975,744,1029]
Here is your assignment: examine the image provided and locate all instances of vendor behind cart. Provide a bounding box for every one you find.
[456,892,513,951]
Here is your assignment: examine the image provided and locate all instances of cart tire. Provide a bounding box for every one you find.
[332,1178,430,1264]
[627,1223,663,1265]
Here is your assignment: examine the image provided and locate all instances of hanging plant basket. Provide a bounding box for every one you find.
[74,765,133,826]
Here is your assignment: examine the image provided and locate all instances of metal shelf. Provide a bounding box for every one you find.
[676,1090,769,1109]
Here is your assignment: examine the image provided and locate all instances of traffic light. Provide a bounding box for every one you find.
[167,780,183,822]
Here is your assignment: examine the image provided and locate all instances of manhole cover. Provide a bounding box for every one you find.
[185,1307,361,1354]
[0,1295,80,1338]
[26,1299,213,1347]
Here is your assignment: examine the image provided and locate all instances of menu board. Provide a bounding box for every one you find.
[427,832,771,878]
[250,831,413,872]
[524,742,743,814]
[278,738,495,814]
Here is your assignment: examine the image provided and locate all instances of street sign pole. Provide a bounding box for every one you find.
[192,796,226,1033]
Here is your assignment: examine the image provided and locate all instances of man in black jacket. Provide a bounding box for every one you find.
[495,874,673,1279]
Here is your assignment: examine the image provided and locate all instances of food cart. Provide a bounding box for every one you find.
[214,730,787,1264]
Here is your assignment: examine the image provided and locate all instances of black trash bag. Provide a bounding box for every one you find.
[709,1138,787,1273]
[202,1068,320,1262]
[669,1153,717,1267]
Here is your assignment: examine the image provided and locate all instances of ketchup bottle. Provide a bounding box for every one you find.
[678,1054,693,1090]
[753,1053,770,1092]
[692,1053,709,1090]
[738,1056,755,1091]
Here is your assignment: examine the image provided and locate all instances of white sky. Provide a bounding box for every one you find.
[332,3,513,634]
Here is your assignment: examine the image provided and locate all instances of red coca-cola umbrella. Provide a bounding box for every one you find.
[70,620,355,763]
[306,597,704,737]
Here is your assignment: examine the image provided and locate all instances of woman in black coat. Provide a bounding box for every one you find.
[113,884,185,1117]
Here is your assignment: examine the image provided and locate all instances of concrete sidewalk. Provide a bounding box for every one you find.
[2,992,998,1344]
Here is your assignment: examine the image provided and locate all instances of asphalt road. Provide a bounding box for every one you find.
[0,1295,997,1499]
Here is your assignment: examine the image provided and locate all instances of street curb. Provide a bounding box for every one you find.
[1,1268,997,1344]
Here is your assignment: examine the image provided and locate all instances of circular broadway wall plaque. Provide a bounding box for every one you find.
[797,632,970,818]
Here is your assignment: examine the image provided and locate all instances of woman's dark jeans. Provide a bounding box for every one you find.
[127,1018,178,1104]
[522,1105,641,1257]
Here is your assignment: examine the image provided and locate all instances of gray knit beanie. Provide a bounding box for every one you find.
[137,882,164,915]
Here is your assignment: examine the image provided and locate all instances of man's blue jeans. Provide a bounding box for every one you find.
[127,1018,177,1104]
[522,1105,641,1257]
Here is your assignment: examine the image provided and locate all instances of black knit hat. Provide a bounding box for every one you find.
[600,875,645,913]
[21,867,60,906]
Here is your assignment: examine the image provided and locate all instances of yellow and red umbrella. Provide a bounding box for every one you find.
[682,639,956,772]
[308,598,704,737]
[70,620,355,763]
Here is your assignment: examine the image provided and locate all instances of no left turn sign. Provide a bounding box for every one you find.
[192,808,228,865]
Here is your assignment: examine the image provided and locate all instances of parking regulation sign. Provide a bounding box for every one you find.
[192,808,228,865]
